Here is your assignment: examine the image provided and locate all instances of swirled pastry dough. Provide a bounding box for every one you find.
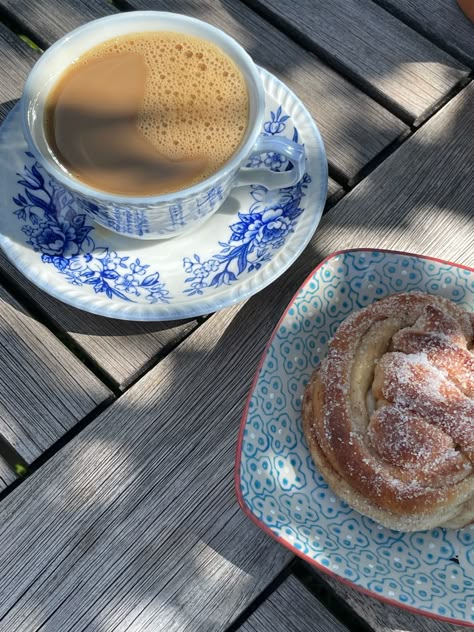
[303,293,474,531]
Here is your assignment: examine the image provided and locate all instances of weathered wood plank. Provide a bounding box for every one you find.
[0,284,111,463]
[249,0,468,123]
[314,82,474,264]
[317,569,472,632]
[125,0,407,181]
[0,83,471,630]
[0,21,39,121]
[239,575,349,632]
[0,455,16,490]
[0,0,117,49]
[0,305,293,632]
[0,250,199,389]
[376,0,474,68]
[0,13,199,388]
[327,177,343,204]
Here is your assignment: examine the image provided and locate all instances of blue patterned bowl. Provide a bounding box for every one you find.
[236,249,474,626]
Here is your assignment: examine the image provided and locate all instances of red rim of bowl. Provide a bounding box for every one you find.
[234,247,474,628]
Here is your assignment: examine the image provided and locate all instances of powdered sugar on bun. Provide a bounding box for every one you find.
[302,292,474,531]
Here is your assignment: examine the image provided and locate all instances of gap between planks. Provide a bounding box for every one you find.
[370,0,474,69]
[240,0,469,126]
[0,80,471,631]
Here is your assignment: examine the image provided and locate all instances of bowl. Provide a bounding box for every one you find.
[236,248,474,626]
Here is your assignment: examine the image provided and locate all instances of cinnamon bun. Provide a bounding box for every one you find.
[302,292,474,531]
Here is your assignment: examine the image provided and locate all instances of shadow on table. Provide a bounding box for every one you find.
[0,78,471,624]
[1,81,471,624]
[1,229,471,632]
[0,2,472,629]
[0,238,320,631]
[0,0,471,344]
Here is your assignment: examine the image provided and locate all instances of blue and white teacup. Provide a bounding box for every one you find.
[21,11,306,240]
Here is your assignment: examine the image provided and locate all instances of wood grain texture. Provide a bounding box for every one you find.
[0,249,199,389]
[0,305,293,632]
[0,11,199,389]
[318,570,472,632]
[0,455,16,490]
[0,83,471,631]
[314,81,474,264]
[126,0,407,181]
[250,0,468,123]
[0,284,111,463]
[0,0,117,49]
[240,575,349,632]
[376,0,474,68]
[327,178,343,204]
[0,21,38,121]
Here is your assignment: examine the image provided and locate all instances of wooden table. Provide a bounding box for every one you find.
[0,1,472,630]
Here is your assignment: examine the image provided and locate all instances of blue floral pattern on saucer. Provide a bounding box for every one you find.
[237,250,474,626]
[13,158,170,303]
[183,177,311,295]
[183,107,311,296]
[0,68,327,320]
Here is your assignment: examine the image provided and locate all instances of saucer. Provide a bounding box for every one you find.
[236,249,474,626]
[0,68,327,321]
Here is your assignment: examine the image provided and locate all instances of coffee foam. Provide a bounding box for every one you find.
[76,32,249,184]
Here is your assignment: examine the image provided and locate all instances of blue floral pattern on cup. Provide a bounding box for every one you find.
[238,250,474,625]
[1,66,328,319]
[12,102,308,304]
[183,107,310,295]
[13,155,170,303]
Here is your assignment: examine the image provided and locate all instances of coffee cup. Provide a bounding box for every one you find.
[21,11,306,240]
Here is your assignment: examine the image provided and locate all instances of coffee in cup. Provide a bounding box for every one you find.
[45,32,249,196]
[23,11,306,239]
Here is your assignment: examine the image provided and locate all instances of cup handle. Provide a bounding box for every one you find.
[235,134,305,190]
